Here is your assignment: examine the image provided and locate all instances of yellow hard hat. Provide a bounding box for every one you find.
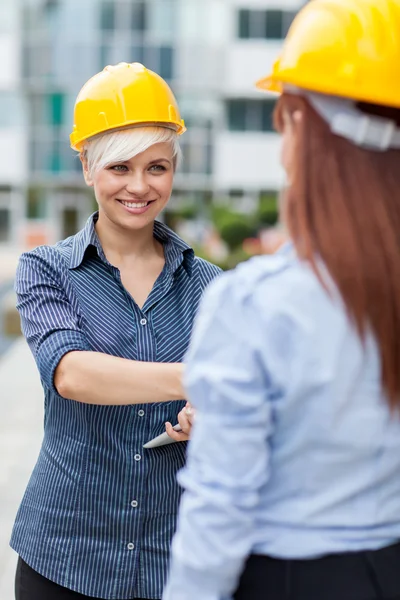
[70,62,186,151]
[256,0,400,108]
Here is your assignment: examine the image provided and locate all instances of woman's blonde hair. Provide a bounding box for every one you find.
[82,126,182,176]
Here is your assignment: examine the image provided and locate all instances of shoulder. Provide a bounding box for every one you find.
[191,256,223,286]
[16,236,75,281]
[201,248,327,320]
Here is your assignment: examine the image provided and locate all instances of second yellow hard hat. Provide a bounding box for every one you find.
[256,0,400,109]
[70,62,186,151]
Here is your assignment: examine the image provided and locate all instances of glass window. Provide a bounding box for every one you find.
[62,208,79,238]
[228,100,246,131]
[50,93,65,126]
[131,44,145,64]
[159,46,174,80]
[266,10,284,39]
[283,10,297,36]
[29,93,66,127]
[238,9,250,39]
[27,188,47,220]
[237,8,297,40]
[262,100,276,132]
[100,1,115,31]
[227,100,276,132]
[131,1,146,32]
[0,209,10,242]
[147,0,175,39]
[246,101,262,131]
[251,10,268,39]
[0,93,24,127]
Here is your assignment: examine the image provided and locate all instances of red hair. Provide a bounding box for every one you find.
[274,93,400,409]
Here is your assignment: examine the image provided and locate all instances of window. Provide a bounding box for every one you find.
[227,100,277,132]
[50,93,64,126]
[266,10,283,39]
[62,208,79,238]
[101,1,147,33]
[29,93,66,127]
[179,131,213,177]
[0,93,25,127]
[131,1,146,32]
[238,9,297,40]
[0,209,9,242]
[100,1,115,31]
[23,42,53,80]
[228,100,246,132]
[147,0,175,39]
[159,46,174,80]
[27,188,47,220]
[129,45,174,80]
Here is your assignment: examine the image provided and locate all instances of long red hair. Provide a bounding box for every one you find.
[274,93,400,409]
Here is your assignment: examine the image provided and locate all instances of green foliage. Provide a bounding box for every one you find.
[192,245,251,272]
[172,205,197,221]
[258,193,279,226]
[211,205,255,251]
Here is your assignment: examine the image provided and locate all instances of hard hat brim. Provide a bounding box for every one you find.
[70,120,186,152]
[255,75,282,94]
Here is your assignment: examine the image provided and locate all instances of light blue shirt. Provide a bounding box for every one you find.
[163,245,400,600]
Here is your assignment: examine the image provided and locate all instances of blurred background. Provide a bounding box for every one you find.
[0,0,305,596]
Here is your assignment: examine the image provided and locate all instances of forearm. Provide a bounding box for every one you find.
[55,351,184,405]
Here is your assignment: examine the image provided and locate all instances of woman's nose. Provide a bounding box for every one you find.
[125,172,150,197]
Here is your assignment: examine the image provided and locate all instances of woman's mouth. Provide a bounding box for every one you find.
[118,199,155,214]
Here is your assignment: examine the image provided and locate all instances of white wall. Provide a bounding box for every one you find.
[0,36,21,89]
[0,131,28,185]
[214,132,284,191]
[223,42,282,96]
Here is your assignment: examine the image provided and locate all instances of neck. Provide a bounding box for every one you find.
[95,211,160,264]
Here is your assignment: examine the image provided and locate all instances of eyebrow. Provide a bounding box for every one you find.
[148,158,172,165]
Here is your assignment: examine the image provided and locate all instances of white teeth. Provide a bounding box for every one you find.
[120,200,148,209]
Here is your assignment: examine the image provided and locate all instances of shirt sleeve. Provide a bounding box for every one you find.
[15,250,91,394]
[163,272,274,600]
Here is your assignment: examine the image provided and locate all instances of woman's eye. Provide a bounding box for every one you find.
[110,164,128,173]
[149,164,167,173]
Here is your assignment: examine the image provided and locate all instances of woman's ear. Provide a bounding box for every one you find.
[80,153,94,187]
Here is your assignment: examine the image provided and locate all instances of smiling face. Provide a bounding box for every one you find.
[82,141,175,232]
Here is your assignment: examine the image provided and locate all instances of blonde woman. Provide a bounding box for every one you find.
[12,63,220,600]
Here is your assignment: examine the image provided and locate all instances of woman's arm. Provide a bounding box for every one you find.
[55,351,184,405]
[16,250,184,406]
[163,273,273,600]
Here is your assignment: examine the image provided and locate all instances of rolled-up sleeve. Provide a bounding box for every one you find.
[15,250,91,394]
[163,273,274,600]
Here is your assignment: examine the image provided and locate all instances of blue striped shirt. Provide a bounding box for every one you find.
[10,212,221,600]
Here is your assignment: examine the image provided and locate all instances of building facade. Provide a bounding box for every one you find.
[1,0,304,247]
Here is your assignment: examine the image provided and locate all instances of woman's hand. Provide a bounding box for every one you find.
[165,402,195,442]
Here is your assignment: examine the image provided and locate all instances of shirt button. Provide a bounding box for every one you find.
[131,500,138,508]
[140,318,147,326]
[127,542,135,550]
[138,410,145,417]
[134,454,142,461]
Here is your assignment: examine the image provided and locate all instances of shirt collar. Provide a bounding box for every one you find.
[69,212,194,276]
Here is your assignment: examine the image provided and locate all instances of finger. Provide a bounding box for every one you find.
[184,403,195,425]
[177,410,192,435]
[165,422,189,442]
